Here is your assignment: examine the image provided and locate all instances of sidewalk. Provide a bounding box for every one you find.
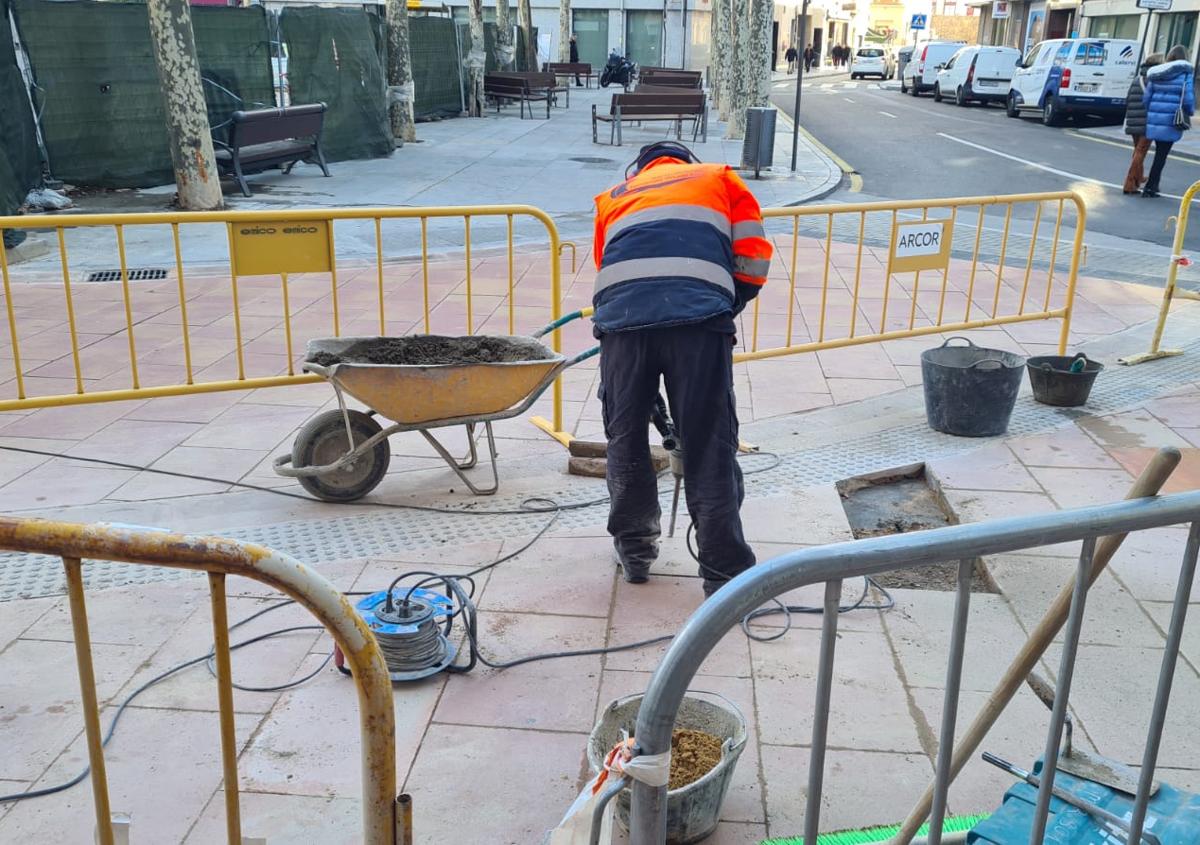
[2,312,1200,843]
[8,86,842,274]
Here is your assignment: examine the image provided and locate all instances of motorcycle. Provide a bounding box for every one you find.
[600,51,637,88]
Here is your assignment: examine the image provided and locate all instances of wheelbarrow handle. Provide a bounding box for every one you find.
[566,345,600,367]
[533,306,595,339]
[302,361,334,379]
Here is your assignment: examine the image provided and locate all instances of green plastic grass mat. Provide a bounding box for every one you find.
[0,0,39,215]
[762,813,989,844]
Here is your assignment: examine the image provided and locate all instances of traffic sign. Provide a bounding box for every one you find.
[911,13,927,29]
[1137,0,1172,9]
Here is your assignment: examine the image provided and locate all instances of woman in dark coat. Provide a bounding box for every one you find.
[1141,45,1195,198]
[1123,53,1162,194]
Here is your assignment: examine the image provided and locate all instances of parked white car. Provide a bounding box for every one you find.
[933,46,1021,106]
[901,41,966,96]
[850,47,894,80]
[1007,38,1139,125]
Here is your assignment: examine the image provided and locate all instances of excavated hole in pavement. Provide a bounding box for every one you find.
[837,463,997,593]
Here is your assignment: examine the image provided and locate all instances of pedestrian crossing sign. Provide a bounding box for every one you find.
[911,14,927,29]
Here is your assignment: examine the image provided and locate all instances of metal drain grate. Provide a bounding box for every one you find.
[85,268,168,282]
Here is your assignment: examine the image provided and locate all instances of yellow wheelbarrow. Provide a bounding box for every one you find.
[273,311,597,502]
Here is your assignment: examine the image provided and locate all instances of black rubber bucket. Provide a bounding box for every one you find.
[1026,354,1104,407]
[921,337,1026,437]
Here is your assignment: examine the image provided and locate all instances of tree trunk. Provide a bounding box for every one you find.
[518,0,537,71]
[495,0,516,69]
[385,0,417,144]
[711,0,730,118]
[725,0,750,138]
[146,0,222,210]
[749,0,772,108]
[465,0,486,116]
[557,0,571,62]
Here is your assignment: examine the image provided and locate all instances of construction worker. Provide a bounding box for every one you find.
[592,141,772,597]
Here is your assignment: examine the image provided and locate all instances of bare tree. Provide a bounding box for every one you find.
[711,0,731,119]
[465,0,486,116]
[518,0,537,70]
[725,0,750,137]
[385,0,417,144]
[146,0,222,210]
[495,0,516,69]
[558,0,571,62]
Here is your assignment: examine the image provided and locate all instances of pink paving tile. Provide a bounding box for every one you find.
[434,612,606,732]
[1144,392,1200,429]
[108,444,269,500]
[0,459,137,510]
[928,443,1042,493]
[478,535,616,618]
[760,746,933,835]
[816,344,900,380]
[0,595,55,651]
[1027,465,1142,508]
[1103,446,1200,494]
[827,376,906,405]
[940,488,1059,525]
[605,576,751,676]
[241,662,444,797]
[1006,425,1123,469]
[184,402,315,451]
[0,399,145,440]
[184,791,362,845]
[64,418,201,467]
[0,638,146,780]
[1077,409,1194,450]
[753,628,924,753]
[0,707,258,845]
[402,723,588,845]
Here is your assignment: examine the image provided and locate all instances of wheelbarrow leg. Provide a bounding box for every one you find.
[458,423,480,470]
[420,421,500,495]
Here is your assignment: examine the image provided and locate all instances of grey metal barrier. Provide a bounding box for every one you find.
[628,475,1200,844]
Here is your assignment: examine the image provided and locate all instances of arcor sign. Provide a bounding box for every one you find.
[887,218,954,274]
[231,219,334,276]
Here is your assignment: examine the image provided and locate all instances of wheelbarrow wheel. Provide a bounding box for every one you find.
[292,409,390,502]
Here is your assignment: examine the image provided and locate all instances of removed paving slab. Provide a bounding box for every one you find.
[3,306,1200,841]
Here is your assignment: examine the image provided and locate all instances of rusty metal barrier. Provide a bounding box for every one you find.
[0,517,399,845]
[1119,179,1200,366]
[0,206,566,431]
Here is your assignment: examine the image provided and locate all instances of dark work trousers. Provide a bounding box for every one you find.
[1146,140,1175,192]
[599,326,755,593]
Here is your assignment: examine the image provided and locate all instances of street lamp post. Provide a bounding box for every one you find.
[790,0,810,171]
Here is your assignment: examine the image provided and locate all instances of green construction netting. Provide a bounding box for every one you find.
[281,6,392,162]
[0,0,39,216]
[516,25,538,72]
[410,15,462,119]
[12,1,274,188]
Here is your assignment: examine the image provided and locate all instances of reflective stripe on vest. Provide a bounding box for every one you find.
[731,220,766,242]
[595,257,736,296]
[603,203,732,247]
[733,255,771,278]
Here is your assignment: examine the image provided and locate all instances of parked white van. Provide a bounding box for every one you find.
[933,45,1021,106]
[901,41,966,96]
[1006,38,1139,125]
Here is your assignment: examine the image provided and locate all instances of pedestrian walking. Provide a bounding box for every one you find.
[569,34,583,86]
[785,45,798,73]
[1142,44,1195,198]
[804,44,814,72]
[591,141,773,596]
[1123,53,1162,195]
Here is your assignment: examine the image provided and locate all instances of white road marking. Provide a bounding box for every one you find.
[879,110,897,118]
[936,132,1191,201]
[844,97,856,103]
[820,83,834,89]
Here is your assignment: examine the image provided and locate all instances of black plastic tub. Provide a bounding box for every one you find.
[1026,354,1103,407]
[921,337,1026,437]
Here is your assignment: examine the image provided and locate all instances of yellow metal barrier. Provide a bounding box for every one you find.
[0,206,565,431]
[534,191,1085,444]
[1118,179,1200,366]
[0,517,399,845]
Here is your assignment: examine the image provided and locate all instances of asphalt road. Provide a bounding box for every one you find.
[770,72,1200,254]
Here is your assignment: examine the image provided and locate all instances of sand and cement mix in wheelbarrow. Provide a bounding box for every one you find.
[306,335,555,368]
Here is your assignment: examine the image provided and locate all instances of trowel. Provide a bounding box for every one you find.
[1025,671,1159,797]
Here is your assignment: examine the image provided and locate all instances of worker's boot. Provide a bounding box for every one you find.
[613,551,652,584]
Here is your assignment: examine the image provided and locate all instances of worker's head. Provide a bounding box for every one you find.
[1167,44,1190,63]
[626,141,700,178]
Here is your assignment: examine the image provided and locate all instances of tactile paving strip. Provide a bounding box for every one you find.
[3,335,1198,601]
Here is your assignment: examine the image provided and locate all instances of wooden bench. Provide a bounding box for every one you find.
[544,61,596,88]
[638,69,703,89]
[483,73,551,119]
[214,104,330,198]
[492,71,568,108]
[591,92,707,146]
